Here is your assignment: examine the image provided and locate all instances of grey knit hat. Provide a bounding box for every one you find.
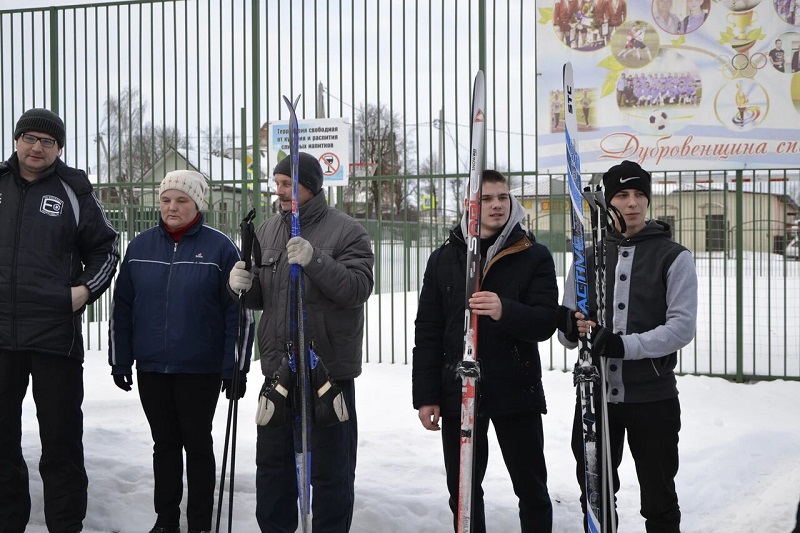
[14,108,66,148]
[273,152,324,194]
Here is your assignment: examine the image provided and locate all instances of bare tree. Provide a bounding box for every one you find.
[100,88,190,204]
[417,155,444,221]
[351,103,416,217]
[201,126,233,157]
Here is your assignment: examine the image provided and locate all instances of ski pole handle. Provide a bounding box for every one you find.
[240,209,256,270]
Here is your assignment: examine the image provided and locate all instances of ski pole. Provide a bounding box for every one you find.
[215,208,256,533]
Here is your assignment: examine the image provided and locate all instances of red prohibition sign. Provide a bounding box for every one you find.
[319,152,340,176]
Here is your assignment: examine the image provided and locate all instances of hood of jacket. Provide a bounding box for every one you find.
[458,192,526,265]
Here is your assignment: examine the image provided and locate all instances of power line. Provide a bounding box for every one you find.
[323,86,535,138]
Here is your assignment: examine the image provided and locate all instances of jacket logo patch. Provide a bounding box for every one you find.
[195,253,204,259]
[40,195,63,217]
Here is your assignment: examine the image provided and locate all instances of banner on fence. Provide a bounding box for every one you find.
[267,117,351,187]
[536,0,800,173]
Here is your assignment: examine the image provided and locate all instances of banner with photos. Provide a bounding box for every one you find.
[536,0,800,173]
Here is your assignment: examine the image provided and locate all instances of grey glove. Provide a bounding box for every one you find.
[287,236,313,267]
[229,260,254,292]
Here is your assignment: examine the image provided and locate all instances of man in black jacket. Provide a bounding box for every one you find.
[412,169,558,532]
[556,160,696,533]
[0,108,120,532]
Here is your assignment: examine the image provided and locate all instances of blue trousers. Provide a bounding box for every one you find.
[0,350,87,533]
[255,379,357,533]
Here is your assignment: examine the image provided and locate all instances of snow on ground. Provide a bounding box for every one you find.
[19,353,800,532]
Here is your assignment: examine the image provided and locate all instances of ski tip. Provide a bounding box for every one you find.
[282,94,302,111]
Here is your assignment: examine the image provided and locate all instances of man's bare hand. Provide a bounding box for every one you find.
[418,405,441,431]
[469,291,503,321]
[71,285,90,312]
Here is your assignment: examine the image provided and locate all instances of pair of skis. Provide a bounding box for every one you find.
[455,70,486,533]
[456,64,614,533]
[283,94,314,533]
[563,62,617,533]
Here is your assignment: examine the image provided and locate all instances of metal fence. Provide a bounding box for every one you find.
[3,1,799,381]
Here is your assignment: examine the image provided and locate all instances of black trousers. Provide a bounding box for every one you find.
[571,396,682,533]
[793,497,800,533]
[255,379,357,533]
[138,371,221,531]
[441,412,552,533]
[0,350,87,533]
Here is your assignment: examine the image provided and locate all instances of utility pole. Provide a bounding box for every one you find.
[316,82,326,119]
[94,133,111,184]
[432,108,445,222]
[439,108,444,175]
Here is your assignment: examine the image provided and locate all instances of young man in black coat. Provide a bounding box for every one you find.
[412,169,559,532]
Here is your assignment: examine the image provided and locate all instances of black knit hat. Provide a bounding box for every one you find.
[273,152,324,194]
[14,108,66,148]
[602,160,651,205]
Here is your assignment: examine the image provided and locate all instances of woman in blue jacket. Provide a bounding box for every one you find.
[109,170,253,533]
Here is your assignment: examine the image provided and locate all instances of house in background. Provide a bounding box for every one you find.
[650,177,800,256]
[121,148,272,236]
[511,174,573,255]
[515,170,800,257]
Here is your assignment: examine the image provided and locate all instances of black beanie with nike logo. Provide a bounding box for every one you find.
[602,160,652,205]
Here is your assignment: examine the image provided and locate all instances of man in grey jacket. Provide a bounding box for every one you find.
[556,160,697,533]
[229,152,374,532]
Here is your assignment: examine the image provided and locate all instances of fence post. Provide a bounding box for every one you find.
[49,8,59,112]
[251,0,262,223]
[241,107,248,215]
[736,169,744,383]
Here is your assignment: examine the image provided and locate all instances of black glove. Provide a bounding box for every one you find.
[255,356,293,427]
[591,325,625,358]
[555,305,580,343]
[221,377,246,400]
[113,374,133,392]
[310,354,349,427]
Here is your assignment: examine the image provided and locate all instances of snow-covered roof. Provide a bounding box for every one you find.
[185,151,271,193]
[510,175,568,198]
[651,179,797,198]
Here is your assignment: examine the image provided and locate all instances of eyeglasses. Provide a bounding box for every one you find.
[20,133,58,149]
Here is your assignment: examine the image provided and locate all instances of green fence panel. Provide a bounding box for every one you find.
[2,1,799,380]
